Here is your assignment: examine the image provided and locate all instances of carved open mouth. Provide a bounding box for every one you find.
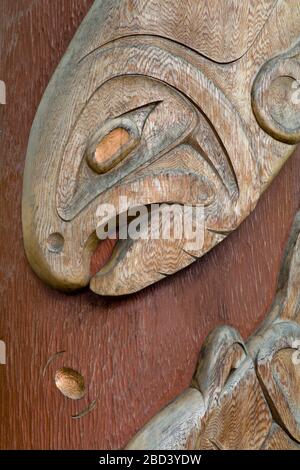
[88,207,196,296]
[88,200,201,296]
[85,143,232,296]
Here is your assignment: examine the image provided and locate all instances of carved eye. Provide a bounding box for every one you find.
[86,117,140,174]
[85,102,160,174]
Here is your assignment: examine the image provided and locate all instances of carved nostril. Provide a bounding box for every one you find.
[54,367,86,400]
[47,233,64,253]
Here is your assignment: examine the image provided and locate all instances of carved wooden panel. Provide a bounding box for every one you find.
[22,0,300,296]
[1,0,299,451]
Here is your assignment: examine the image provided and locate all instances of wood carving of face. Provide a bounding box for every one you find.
[22,0,300,295]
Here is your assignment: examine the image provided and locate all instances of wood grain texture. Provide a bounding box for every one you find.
[252,40,300,144]
[66,0,278,64]
[21,0,300,296]
[262,424,300,450]
[128,209,300,450]
[1,0,300,450]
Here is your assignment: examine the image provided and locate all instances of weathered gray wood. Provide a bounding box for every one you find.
[126,388,205,450]
[22,0,300,296]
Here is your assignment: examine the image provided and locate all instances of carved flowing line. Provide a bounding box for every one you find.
[77,0,280,66]
[60,73,239,220]
[59,38,258,222]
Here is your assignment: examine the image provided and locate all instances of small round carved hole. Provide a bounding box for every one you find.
[54,367,86,400]
[47,233,64,253]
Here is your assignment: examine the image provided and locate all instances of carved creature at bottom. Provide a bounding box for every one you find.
[127,211,300,450]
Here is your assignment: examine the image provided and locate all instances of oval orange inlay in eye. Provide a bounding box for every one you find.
[86,117,141,174]
[95,127,130,166]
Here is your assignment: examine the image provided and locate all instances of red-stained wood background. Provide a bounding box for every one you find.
[1,0,300,449]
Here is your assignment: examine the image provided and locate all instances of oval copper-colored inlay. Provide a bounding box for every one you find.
[95,127,130,165]
[54,367,86,400]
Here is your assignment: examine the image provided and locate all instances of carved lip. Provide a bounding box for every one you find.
[86,166,218,296]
